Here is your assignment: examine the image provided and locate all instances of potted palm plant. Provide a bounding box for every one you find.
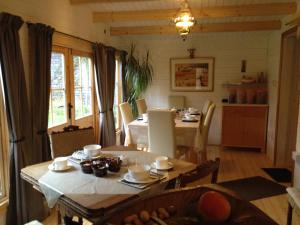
[126,44,153,117]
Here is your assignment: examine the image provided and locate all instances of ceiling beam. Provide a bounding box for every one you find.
[93,2,296,22]
[110,20,281,36]
[70,0,157,4]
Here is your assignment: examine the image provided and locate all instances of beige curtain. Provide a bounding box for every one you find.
[0,70,9,199]
[93,43,116,147]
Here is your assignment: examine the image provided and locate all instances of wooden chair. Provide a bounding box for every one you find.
[119,102,134,146]
[49,126,95,158]
[176,158,220,188]
[168,96,185,109]
[136,98,147,116]
[101,184,277,225]
[148,109,176,158]
[49,126,94,225]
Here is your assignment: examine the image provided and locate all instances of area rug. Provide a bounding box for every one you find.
[217,176,286,201]
[262,168,292,183]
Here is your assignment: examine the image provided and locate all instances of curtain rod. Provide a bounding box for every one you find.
[26,21,124,53]
[55,30,124,53]
[54,30,94,45]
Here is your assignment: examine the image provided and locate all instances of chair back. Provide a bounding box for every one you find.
[49,127,95,158]
[148,110,176,158]
[136,98,147,116]
[119,102,134,128]
[168,96,185,109]
[198,103,216,155]
[201,100,212,118]
[177,158,220,188]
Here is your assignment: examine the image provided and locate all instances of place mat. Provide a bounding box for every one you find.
[218,176,286,201]
[119,173,167,189]
[262,168,292,183]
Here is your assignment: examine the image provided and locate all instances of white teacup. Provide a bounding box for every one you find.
[128,164,150,181]
[53,157,68,170]
[155,156,169,169]
[142,113,148,122]
[188,107,198,114]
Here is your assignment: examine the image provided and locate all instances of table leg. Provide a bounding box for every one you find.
[287,203,293,225]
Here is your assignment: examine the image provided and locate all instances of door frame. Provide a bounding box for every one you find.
[274,26,299,166]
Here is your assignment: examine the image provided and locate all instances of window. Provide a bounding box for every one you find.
[49,46,95,131]
[113,58,122,131]
[49,51,67,127]
[73,55,93,119]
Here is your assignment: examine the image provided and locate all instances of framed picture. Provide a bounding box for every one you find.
[170,57,215,92]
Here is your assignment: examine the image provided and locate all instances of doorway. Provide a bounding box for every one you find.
[275,27,300,167]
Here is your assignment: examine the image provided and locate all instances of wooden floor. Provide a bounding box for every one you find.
[43,146,300,225]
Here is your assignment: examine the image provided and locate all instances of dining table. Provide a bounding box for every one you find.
[20,146,196,224]
[127,114,202,148]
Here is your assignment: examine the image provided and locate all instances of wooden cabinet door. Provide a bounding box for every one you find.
[243,107,267,149]
[222,105,268,151]
[222,106,244,147]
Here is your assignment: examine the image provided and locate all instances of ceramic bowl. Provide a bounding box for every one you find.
[128,164,150,181]
[84,144,101,158]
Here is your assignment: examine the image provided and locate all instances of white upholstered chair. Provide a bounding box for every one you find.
[49,127,95,158]
[119,102,134,146]
[199,103,216,161]
[148,109,176,158]
[136,98,147,116]
[168,96,185,109]
[184,103,216,163]
[201,100,212,119]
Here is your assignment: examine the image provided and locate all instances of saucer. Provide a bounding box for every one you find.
[123,173,158,184]
[151,162,174,170]
[48,163,73,172]
[182,118,198,122]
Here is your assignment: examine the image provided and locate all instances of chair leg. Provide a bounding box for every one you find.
[57,210,62,225]
[287,203,293,225]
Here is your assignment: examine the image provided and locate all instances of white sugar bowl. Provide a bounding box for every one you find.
[83,144,101,158]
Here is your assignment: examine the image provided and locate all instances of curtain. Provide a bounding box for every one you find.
[120,50,127,145]
[0,12,44,225]
[93,43,116,147]
[28,23,54,163]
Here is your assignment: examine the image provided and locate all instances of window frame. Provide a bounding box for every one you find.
[70,50,94,122]
[114,56,123,132]
[48,46,96,132]
[48,46,70,129]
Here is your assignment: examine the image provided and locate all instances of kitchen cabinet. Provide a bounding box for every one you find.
[221,104,268,151]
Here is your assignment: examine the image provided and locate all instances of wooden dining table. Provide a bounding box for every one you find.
[127,115,202,148]
[20,146,196,224]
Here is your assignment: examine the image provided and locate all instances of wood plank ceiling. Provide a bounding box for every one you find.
[69,0,297,36]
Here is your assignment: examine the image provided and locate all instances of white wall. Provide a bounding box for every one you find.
[118,32,270,144]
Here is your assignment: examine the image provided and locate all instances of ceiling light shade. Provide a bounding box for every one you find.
[174,0,195,41]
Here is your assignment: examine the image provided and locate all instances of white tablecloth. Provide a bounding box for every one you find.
[38,150,195,208]
[128,117,201,148]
